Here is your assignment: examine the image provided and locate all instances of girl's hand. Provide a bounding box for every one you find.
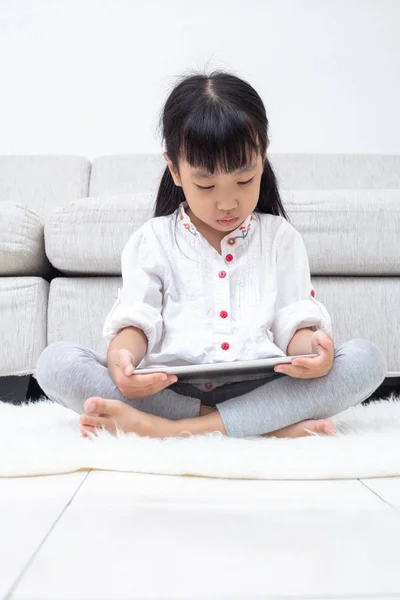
[274,330,334,379]
[108,348,178,399]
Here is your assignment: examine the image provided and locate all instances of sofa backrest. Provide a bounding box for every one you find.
[89,153,400,196]
[2,154,400,219]
[1,153,399,277]
[0,155,90,216]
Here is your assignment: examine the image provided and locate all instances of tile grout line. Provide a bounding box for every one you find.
[3,469,92,600]
[358,478,400,515]
[154,594,400,599]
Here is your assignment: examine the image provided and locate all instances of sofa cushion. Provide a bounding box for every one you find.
[46,275,399,375]
[47,277,119,355]
[44,193,154,274]
[0,277,49,376]
[0,155,90,217]
[270,154,400,189]
[89,154,165,196]
[88,154,400,197]
[45,189,400,276]
[0,202,54,276]
[282,189,400,275]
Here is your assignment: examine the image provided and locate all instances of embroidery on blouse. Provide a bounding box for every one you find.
[176,204,198,237]
[175,202,255,246]
[226,217,253,246]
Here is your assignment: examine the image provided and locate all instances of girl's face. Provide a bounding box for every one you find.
[164,147,267,237]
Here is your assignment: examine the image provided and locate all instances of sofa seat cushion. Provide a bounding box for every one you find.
[281,189,400,275]
[0,277,48,376]
[45,194,154,275]
[0,202,53,276]
[46,275,399,375]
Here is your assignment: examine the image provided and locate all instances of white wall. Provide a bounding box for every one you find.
[0,0,399,159]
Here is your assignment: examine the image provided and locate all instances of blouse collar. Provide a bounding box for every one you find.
[176,201,256,250]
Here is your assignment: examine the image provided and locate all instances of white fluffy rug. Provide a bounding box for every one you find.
[1,395,400,479]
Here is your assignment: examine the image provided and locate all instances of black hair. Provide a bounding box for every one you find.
[154,69,290,223]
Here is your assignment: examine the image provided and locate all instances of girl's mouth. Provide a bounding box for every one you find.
[217,217,238,226]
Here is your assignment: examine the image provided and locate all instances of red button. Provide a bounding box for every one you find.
[311,289,315,297]
[220,310,228,318]
[226,254,233,262]
[221,342,230,350]
[205,382,213,390]
[218,270,226,278]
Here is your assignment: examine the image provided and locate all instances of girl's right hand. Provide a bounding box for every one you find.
[108,348,178,399]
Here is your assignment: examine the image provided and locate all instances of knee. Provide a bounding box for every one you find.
[337,338,387,390]
[35,341,80,392]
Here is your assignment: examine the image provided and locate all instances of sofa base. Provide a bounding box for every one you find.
[0,375,45,404]
[0,375,399,407]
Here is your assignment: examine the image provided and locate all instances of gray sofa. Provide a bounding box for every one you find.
[0,154,399,402]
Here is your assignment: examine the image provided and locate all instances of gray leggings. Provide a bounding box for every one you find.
[34,338,387,438]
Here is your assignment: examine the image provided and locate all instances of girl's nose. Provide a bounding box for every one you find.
[217,202,239,212]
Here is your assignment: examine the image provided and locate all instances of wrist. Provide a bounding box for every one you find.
[287,327,314,356]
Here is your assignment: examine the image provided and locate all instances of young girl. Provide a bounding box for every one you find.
[35,70,387,440]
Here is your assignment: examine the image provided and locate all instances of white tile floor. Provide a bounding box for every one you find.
[1,471,400,600]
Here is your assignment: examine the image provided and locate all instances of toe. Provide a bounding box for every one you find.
[84,397,123,416]
[80,414,109,428]
[84,396,102,414]
[80,424,96,438]
[322,421,336,435]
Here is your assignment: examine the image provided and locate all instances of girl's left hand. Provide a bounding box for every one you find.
[274,330,335,379]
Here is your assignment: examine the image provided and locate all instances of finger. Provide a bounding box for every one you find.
[291,357,321,367]
[153,373,178,386]
[156,374,179,389]
[130,373,178,389]
[314,336,333,352]
[275,363,309,375]
[118,364,135,377]
[142,374,178,389]
[117,349,135,375]
[117,370,179,399]
[275,367,311,379]
[122,376,178,398]
[145,379,179,395]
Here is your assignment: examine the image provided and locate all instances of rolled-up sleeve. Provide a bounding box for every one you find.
[102,224,165,353]
[270,223,333,355]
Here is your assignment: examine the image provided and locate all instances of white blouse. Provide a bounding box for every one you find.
[103,201,333,391]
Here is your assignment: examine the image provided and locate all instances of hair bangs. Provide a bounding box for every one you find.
[178,106,262,176]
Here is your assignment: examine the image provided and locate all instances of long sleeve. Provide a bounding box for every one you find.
[270,223,333,355]
[102,224,165,353]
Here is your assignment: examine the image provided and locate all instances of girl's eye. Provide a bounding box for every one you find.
[196,177,254,191]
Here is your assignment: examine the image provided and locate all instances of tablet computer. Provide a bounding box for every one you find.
[133,354,318,381]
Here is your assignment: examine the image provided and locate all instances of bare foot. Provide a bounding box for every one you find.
[79,397,174,438]
[263,418,336,438]
[79,398,336,441]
